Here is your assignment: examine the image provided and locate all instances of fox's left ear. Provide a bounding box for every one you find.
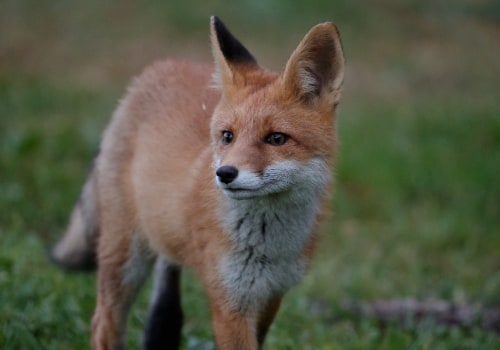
[281,22,345,107]
[210,16,258,91]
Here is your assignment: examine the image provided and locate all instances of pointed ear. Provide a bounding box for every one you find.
[210,16,258,90]
[281,22,345,106]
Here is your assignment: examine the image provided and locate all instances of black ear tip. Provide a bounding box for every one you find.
[211,16,229,39]
[210,16,257,65]
[211,15,227,35]
[211,15,221,26]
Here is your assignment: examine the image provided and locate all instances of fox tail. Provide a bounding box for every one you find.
[50,169,98,271]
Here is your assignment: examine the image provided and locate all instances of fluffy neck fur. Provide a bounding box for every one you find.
[217,158,330,312]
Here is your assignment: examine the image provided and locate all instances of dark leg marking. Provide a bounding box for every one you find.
[143,261,183,350]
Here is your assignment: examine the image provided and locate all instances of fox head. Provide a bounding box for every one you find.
[210,16,344,200]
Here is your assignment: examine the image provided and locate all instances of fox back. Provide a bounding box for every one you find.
[51,16,344,350]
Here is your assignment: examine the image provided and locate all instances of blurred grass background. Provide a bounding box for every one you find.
[1,0,499,349]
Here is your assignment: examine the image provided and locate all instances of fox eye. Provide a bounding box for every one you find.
[265,132,289,146]
[221,130,233,145]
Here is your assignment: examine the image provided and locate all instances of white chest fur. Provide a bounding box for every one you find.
[218,179,326,312]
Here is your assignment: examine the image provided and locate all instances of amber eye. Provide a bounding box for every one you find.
[221,130,234,145]
[265,132,289,146]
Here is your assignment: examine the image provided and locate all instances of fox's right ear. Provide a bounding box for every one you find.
[210,16,258,91]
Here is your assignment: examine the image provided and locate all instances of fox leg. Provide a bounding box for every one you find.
[256,296,282,347]
[210,304,259,350]
[209,294,282,350]
[142,257,183,350]
[91,233,153,350]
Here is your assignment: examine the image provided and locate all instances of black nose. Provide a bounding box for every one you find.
[216,165,239,184]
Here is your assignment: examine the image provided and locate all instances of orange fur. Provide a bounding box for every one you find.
[52,16,344,350]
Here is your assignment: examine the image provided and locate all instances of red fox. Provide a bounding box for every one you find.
[51,16,344,349]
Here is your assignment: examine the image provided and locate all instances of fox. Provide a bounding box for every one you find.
[51,16,344,350]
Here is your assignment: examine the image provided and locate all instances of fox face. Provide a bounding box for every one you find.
[212,93,335,200]
[210,19,343,200]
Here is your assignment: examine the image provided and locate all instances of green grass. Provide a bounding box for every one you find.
[1,0,499,349]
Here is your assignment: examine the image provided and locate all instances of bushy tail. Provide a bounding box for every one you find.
[50,171,99,271]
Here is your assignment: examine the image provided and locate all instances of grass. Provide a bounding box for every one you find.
[1,0,499,349]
